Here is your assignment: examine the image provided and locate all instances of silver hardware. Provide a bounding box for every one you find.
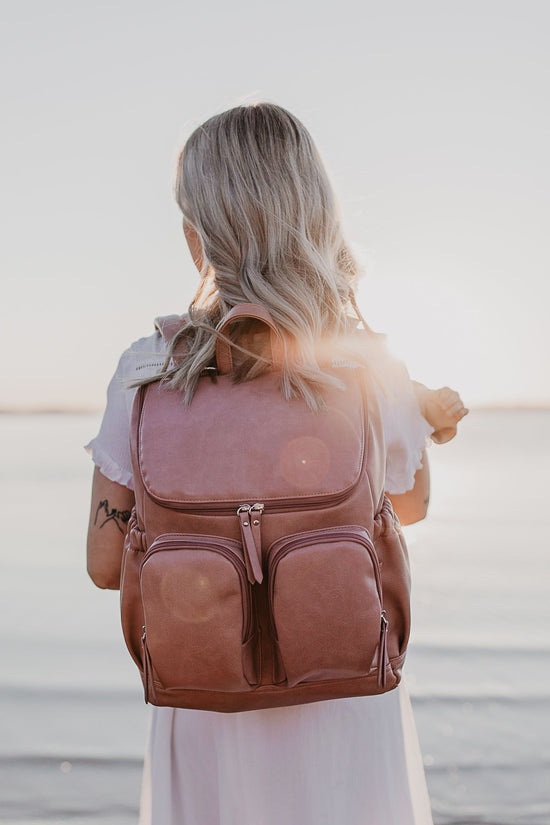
[243,520,249,527]
[253,519,260,526]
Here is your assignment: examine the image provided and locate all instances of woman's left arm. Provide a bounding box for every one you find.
[387,449,430,526]
[87,466,135,590]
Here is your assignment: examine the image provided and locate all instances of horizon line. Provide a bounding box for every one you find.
[1,403,550,415]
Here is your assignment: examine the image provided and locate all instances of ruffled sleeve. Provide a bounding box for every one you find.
[377,381,434,495]
[84,331,167,491]
[335,327,434,495]
[368,347,434,495]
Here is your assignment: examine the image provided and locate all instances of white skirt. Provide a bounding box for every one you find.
[138,680,433,825]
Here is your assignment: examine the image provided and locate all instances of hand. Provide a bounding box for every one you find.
[413,383,469,444]
[425,386,469,443]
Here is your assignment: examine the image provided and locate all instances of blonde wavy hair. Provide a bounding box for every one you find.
[157,102,370,411]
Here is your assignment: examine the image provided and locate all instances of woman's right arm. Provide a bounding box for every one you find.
[87,466,135,589]
[387,449,430,526]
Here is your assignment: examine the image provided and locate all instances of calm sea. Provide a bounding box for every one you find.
[1,410,549,824]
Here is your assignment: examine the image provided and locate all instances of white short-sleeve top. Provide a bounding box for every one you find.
[85,327,433,495]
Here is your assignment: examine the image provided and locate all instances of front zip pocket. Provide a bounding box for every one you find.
[267,525,386,688]
[140,534,259,692]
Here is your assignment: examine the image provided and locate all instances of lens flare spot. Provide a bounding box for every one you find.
[279,436,331,489]
[160,568,219,624]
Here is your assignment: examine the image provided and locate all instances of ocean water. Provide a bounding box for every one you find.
[0,409,549,824]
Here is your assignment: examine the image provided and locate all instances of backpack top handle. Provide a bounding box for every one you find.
[215,302,285,375]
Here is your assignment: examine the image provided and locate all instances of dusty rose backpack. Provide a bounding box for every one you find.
[120,303,411,712]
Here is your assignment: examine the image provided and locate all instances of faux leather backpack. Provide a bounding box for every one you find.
[120,303,411,712]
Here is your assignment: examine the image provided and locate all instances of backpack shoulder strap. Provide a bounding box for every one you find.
[154,313,189,368]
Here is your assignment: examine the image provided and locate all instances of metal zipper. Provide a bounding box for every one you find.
[139,482,363,515]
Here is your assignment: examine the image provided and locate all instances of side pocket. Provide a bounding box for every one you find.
[120,512,146,670]
[140,533,259,692]
[374,497,412,660]
[267,526,385,688]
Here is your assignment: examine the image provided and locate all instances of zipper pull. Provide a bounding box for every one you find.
[250,502,264,563]
[377,610,389,688]
[141,626,150,704]
[237,504,264,584]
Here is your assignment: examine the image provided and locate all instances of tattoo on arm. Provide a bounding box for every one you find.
[94,499,131,534]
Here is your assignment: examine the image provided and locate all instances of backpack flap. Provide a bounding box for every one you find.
[135,366,368,509]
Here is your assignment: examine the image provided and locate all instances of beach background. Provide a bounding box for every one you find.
[2,0,549,822]
[1,408,548,824]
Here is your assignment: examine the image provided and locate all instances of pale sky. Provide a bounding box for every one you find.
[1,0,548,409]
